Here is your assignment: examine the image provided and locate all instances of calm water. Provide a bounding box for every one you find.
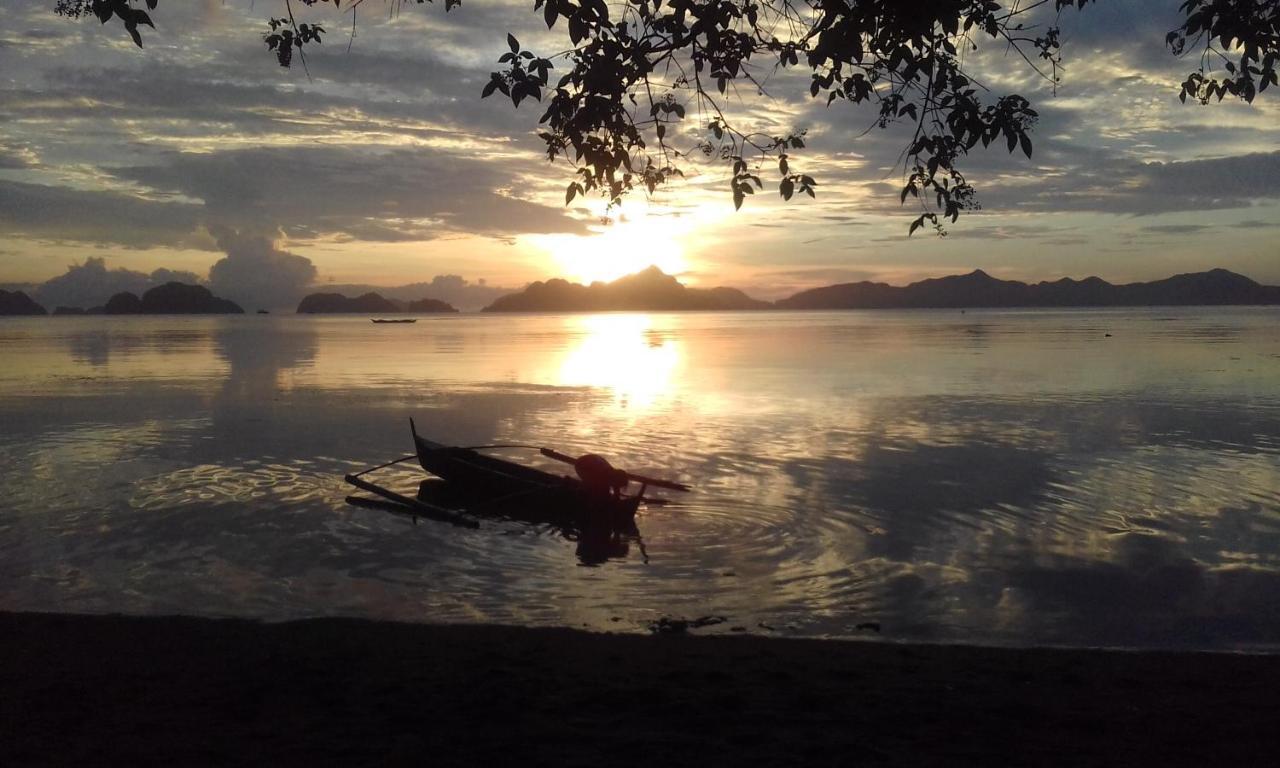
[1,309,1278,650]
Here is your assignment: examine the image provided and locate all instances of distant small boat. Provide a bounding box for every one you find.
[256,310,270,314]
[371,318,417,324]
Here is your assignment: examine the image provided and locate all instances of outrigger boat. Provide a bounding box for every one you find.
[371,318,417,324]
[343,420,690,532]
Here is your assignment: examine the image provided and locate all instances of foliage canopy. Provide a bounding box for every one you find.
[56,0,1280,233]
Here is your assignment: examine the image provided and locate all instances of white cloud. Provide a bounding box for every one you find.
[33,257,202,309]
[208,229,318,311]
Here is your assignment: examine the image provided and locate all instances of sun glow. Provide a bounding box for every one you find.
[531,205,694,285]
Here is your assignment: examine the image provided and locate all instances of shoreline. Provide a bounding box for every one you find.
[4,611,1279,766]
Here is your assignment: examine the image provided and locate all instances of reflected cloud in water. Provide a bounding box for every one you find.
[1,309,1278,649]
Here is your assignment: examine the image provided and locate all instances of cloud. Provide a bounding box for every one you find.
[207,229,318,311]
[111,146,588,242]
[33,257,203,309]
[2,0,1280,288]
[980,151,1280,215]
[1138,224,1214,235]
[0,144,33,169]
[0,180,208,249]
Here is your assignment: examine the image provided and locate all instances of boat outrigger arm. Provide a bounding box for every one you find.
[344,463,479,529]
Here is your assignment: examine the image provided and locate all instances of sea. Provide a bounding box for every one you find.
[1,308,1278,650]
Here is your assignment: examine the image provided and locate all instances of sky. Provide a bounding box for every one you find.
[0,0,1277,308]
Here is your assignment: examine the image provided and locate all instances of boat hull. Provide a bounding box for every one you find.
[412,432,640,528]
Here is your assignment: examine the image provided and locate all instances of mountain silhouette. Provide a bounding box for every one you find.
[321,276,514,312]
[0,289,47,315]
[296,292,458,314]
[101,282,244,314]
[14,268,1278,317]
[483,266,770,312]
[776,268,1280,309]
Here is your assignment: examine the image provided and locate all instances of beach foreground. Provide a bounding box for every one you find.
[3,613,1279,766]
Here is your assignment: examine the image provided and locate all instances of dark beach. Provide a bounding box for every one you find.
[4,612,1278,766]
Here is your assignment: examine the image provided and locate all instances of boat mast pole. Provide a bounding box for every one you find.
[349,454,417,479]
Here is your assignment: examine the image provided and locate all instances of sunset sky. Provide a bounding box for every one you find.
[1,0,1277,307]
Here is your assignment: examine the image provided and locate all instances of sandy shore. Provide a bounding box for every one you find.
[3,612,1278,766]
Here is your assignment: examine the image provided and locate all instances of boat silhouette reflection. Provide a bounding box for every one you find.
[347,477,646,566]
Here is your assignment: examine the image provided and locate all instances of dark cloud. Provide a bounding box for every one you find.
[0,179,208,249]
[110,146,588,241]
[2,147,585,261]
[1139,224,1214,235]
[0,146,31,169]
[19,62,514,141]
[1,0,1278,278]
[981,151,1280,215]
[938,224,1080,241]
[22,28,71,41]
[829,149,1280,218]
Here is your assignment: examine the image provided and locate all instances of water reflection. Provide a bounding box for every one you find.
[554,314,682,414]
[213,322,318,397]
[0,310,1278,649]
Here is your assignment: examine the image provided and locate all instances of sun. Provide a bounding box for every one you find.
[529,206,692,285]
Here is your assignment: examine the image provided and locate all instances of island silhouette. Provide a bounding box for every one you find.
[6,268,1280,316]
[482,266,1280,312]
[103,282,244,314]
[483,265,770,311]
[0,282,243,315]
[776,267,1280,309]
[0,289,47,315]
[296,292,458,314]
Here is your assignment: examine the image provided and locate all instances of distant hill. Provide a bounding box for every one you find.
[0,289,47,316]
[776,269,1280,309]
[296,292,458,314]
[483,266,771,312]
[100,283,244,314]
[321,276,514,313]
[405,298,458,313]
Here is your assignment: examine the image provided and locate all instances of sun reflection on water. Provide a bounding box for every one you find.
[554,314,682,414]
[4,311,1280,647]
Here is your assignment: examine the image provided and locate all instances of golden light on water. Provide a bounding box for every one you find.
[556,314,682,414]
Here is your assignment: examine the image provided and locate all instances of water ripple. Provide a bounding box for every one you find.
[2,310,1279,649]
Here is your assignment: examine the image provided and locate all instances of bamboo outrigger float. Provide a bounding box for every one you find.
[343,420,690,533]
